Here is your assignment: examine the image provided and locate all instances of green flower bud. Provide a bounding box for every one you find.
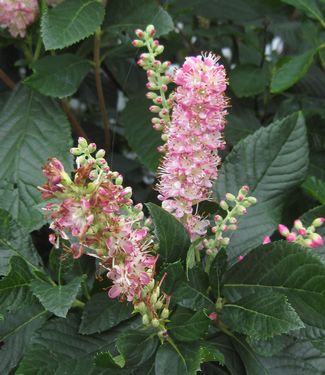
[151,318,160,328]
[312,218,325,228]
[161,308,169,319]
[96,149,106,158]
[155,301,163,310]
[70,147,81,155]
[150,292,158,304]
[236,205,247,215]
[135,302,147,314]
[225,193,236,202]
[78,137,88,148]
[219,200,229,211]
[115,175,123,185]
[142,314,150,326]
[247,196,257,205]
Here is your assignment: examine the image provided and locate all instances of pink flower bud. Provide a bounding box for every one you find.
[132,39,144,47]
[238,255,245,262]
[208,312,218,321]
[278,224,290,237]
[298,228,306,236]
[286,233,297,242]
[149,105,160,113]
[294,219,303,230]
[146,24,156,36]
[263,236,271,244]
[310,233,324,248]
[312,217,325,228]
[135,29,144,38]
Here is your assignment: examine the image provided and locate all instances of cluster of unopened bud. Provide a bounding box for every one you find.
[132,25,174,135]
[133,279,170,336]
[70,137,126,188]
[278,218,324,248]
[204,186,257,255]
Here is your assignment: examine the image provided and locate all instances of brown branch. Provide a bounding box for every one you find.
[0,68,16,89]
[94,29,110,152]
[61,101,89,140]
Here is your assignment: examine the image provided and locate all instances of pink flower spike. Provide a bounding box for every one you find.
[278,224,290,237]
[238,255,245,262]
[208,312,218,321]
[263,236,271,245]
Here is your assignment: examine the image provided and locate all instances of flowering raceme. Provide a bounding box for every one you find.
[134,27,228,241]
[157,54,228,240]
[0,0,39,37]
[39,138,170,331]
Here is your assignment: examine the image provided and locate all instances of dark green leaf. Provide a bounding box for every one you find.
[281,0,325,27]
[155,343,188,375]
[116,330,159,368]
[41,0,105,50]
[103,0,174,38]
[0,303,47,375]
[168,307,210,342]
[159,261,186,295]
[0,86,73,231]
[247,335,295,357]
[120,95,162,171]
[221,291,304,340]
[223,241,325,335]
[31,276,83,317]
[209,248,228,299]
[225,106,261,146]
[302,176,325,204]
[257,339,325,374]
[24,54,91,98]
[271,50,316,93]
[79,292,133,334]
[213,112,308,260]
[146,203,190,263]
[16,315,137,375]
[173,282,214,311]
[94,351,125,369]
[0,209,41,275]
[0,256,34,312]
[230,65,268,97]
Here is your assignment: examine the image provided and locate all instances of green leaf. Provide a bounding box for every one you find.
[302,176,325,204]
[159,261,186,295]
[0,256,34,312]
[186,242,197,278]
[223,241,325,335]
[255,339,325,374]
[24,54,91,98]
[116,330,159,368]
[271,49,316,93]
[155,343,188,375]
[221,291,304,340]
[41,0,105,50]
[213,112,308,260]
[146,203,190,263]
[230,65,269,97]
[0,303,47,375]
[168,307,210,342]
[94,351,125,369]
[225,106,261,146]
[247,335,295,357]
[281,0,325,28]
[209,248,228,299]
[0,209,41,275]
[79,292,133,334]
[31,276,83,317]
[103,0,174,38]
[0,86,73,231]
[16,315,137,375]
[173,282,214,311]
[120,95,162,171]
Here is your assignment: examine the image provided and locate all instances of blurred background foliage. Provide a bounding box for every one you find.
[0,0,325,229]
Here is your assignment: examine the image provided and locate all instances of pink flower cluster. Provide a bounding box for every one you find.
[278,218,324,248]
[0,0,38,37]
[157,54,228,240]
[39,141,157,303]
